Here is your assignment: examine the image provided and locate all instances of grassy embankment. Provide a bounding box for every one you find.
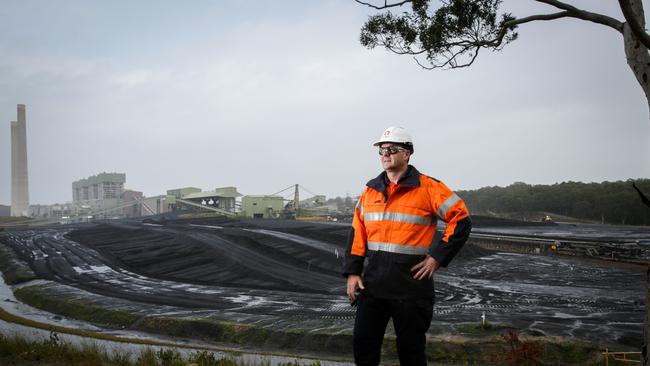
[0,237,616,365]
[0,216,33,228]
[0,318,617,366]
[0,331,324,366]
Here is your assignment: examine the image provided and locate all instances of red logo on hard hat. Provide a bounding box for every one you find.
[384,130,391,136]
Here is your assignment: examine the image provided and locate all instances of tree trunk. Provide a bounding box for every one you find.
[623,0,650,115]
[641,265,650,366]
[625,4,650,364]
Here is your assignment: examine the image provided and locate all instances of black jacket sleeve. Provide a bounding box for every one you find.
[430,216,472,267]
[342,227,365,277]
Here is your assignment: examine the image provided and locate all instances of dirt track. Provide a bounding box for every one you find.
[0,216,647,350]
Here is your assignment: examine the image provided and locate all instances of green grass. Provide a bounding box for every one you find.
[14,285,140,328]
[138,315,352,354]
[6,284,613,365]
[0,327,616,366]
[543,341,601,365]
[0,332,324,366]
[0,291,617,365]
[11,283,354,358]
[454,321,513,336]
[0,216,33,226]
[0,291,349,364]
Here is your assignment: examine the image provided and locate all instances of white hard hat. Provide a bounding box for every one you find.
[373,126,414,149]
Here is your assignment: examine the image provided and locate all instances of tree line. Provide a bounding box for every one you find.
[457,179,650,226]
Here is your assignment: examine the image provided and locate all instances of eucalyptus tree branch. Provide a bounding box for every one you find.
[415,44,480,69]
[380,11,573,68]
[534,0,581,13]
[536,0,624,32]
[618,0,650,49]
[482,12,571,48]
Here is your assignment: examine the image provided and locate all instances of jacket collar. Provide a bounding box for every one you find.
[366,165,421,200]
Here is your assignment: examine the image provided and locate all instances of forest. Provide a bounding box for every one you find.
[457,179,650,226]
[326,179,650,226]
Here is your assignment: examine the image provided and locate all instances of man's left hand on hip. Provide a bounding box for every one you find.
[411,255,440,280]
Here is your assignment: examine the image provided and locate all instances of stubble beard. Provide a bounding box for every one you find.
[382,158,407,173]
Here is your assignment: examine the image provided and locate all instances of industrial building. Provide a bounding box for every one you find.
[66,180,239,220]
[5,135,329,221]
[167,187,201,199]
[121,189,144,217]
[241,195,284,218]
[182,187,241,212]
[10,104,29,217]
[300,195,327,207]
[29,203,87,220]
[72,172,125,212]
[141,195,170,216]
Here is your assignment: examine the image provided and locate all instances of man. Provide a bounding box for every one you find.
[343,126,472,366]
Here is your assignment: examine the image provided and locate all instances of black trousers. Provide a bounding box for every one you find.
[353,291,434,366]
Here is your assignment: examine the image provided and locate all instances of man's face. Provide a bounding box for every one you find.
[379,143,410,172]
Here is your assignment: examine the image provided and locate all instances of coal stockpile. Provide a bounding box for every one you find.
[1,216,647,350]
[66,221,345,295]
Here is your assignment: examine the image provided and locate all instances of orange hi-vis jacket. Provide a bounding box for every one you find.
[343,165,472,299]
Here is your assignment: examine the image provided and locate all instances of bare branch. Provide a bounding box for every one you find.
[483,9,623,49]
[479,11,570,49]
[506,11,570,27]
[354,0,412,10]
[535,0,581,13]
[455,46,481,69]
[536,0,624,32]
[511,11,569,24]
[618,0,650,49]
[414,44,480,70]
[388,45,427,55]
[414,57,435,70]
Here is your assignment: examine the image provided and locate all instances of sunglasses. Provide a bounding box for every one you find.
[378,146,408,155]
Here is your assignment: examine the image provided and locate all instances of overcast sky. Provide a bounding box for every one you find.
[1,0,649,205]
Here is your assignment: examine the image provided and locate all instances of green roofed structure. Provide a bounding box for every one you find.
[241,195,284,219]
[166,187,201,199]
[179,186,243,213]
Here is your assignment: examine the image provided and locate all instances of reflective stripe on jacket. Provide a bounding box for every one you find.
[342,165,472,298]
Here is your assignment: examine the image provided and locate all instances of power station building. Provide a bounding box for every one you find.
[72,172,126,211]
[10,104,29,217]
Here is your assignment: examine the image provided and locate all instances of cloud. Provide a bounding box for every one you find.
[106,68,172,89]
[0,1,648,205]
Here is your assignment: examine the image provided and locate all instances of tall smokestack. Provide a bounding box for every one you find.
[11,104,29,217]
